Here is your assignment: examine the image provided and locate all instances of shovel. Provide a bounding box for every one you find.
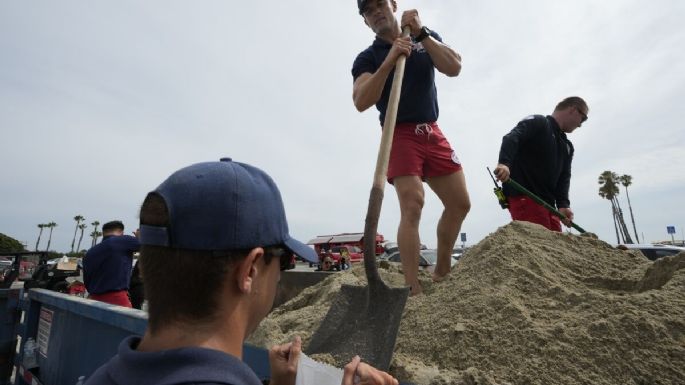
[505,178,587,233]
[306,28,412,370]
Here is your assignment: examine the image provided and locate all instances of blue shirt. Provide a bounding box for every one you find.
[83,235,140,294]
[352,31,442,125]
[86,336,263,385]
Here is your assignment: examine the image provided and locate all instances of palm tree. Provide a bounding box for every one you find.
[90,230,103,245]
[71,215,85,252]
[598,171,621,243]
[45,222,58,252]
[598,171,633,244]
[76,223,87,252]
[91,221,100,247]
[619,175,640,243]
[35,223,46,251]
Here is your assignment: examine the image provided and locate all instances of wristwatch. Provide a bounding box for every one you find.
[414,26,431,42]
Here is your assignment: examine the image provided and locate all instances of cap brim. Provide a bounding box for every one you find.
[284,236,319,263]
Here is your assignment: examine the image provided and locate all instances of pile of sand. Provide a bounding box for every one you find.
[249,221,685,385]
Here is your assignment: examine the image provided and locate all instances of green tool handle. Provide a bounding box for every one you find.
[505,178,587,233]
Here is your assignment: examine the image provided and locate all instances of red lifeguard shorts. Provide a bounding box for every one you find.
[387,122,463,183]
[507,196,562,232]
[89,290,132,308]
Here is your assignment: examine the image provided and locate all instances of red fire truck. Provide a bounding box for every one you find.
[306,232,385,261]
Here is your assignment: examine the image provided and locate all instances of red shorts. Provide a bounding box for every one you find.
[387,122,463,183]
[89,290,132,308]
[507,196,561,232]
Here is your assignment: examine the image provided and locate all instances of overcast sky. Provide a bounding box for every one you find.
[2,0,684,253]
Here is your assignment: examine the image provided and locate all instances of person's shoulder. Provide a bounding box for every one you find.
[517,114,548,128]
[429,29,443,42]
[113,234,140,244]
[352,43,380,78]
[85,241,107,255]
[355,43,376,60]
[521,114,546,122]
[85,363,116,385]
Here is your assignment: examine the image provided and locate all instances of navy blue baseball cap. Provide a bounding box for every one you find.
[139,158,318,263]
[357,0,369,14]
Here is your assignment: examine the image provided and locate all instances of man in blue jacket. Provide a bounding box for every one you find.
[494,96,589,231]
[83,220,140,307]
[86,158,398,385]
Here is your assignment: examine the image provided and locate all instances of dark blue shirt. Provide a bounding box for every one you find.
[85,336,263,385]
[83,235,140,294]
[352,31,442,125]
[498,115,574,208]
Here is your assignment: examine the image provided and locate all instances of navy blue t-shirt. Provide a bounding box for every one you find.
[352,31,442,125]
[85,336,263,385]
[83,235,140,294]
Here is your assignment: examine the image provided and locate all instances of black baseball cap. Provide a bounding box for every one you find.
[357,0,369,14]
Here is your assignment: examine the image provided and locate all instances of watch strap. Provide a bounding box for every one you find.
[415,26,430,42]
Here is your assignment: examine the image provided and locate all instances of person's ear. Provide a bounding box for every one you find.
[235,247,264,294]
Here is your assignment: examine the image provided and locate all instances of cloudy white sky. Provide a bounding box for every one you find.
[2,0,684,253]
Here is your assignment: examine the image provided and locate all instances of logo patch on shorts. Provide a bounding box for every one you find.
[451,151,461,164]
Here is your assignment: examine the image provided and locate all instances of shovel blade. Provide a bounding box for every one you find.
[306,282,409,370]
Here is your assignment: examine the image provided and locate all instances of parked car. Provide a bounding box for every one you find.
[383,249,459,273]
[377,250,396,261]
[451,247,466,259]
[0,258,11,269]
[616,243,685,261]
[382,242,399,254]
[0,258,13,283]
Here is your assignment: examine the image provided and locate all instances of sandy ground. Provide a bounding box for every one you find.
[249,221,685,385]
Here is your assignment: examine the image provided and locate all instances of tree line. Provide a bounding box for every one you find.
[598,171,640,244]
[34,215,103,253]
[32,181,641,253]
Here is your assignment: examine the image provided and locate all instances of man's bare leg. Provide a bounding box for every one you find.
[393,176,425,295]
[427,171,471,281]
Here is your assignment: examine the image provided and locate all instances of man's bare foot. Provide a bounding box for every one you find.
[432,272,449,283]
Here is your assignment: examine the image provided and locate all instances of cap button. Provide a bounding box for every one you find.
[220,157,232,162]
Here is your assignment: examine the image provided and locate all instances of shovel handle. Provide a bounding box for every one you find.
[373,28,411,189]
[505,178,587,233]
[364,27,411,283]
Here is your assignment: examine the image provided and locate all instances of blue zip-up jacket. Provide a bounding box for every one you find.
[498,115,574,209]
[86,336,262,385]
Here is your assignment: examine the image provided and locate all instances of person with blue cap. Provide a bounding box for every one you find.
[352,0,471,295]
[86,158,397,385]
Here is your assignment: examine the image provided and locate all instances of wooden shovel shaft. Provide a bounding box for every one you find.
[364,27,411,283]
[373,32,410,189]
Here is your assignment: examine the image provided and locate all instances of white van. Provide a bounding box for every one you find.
[617,243,685,261]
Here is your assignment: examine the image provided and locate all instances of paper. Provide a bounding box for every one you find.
[295,353,344,385]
